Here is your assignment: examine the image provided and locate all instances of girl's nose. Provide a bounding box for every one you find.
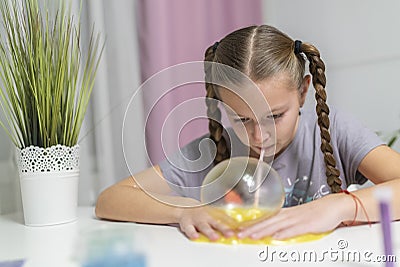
[252,123,270,143]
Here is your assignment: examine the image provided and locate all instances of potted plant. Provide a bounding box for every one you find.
[0,0,103,225]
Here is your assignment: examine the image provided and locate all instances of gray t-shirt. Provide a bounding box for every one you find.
[159,108,384,207]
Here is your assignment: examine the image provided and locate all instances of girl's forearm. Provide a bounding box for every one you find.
[340,179,400,223]
[95,184,199,224]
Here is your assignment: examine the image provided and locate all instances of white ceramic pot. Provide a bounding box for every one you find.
[16,145,79,226]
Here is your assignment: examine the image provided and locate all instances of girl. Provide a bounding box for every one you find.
[96,25,400,241]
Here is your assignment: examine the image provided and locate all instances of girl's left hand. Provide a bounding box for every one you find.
[237,193,352,240]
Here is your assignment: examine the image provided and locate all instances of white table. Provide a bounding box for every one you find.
[0,207,399,267]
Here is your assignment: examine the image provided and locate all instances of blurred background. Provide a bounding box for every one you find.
[1,0,400,214]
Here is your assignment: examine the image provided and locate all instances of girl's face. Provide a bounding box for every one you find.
[219,72,310,158]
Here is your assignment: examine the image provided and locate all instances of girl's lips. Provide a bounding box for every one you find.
[253,144,275,153]
[257,143,275,149]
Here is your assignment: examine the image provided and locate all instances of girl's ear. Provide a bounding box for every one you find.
[299,75,311,107]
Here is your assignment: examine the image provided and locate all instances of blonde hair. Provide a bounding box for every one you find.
[204,25,342,193]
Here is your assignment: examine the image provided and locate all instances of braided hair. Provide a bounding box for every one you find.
[300,43,342,193]
[204,25,342,193]
[204,44,229,164]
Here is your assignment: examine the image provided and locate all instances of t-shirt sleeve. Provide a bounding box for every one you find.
[158,134,216,200]
[331,108,385,186]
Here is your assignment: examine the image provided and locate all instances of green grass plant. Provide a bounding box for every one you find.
[0,0,103,148]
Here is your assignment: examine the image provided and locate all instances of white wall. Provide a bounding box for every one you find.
[263,0,400,150]
[0,130,21,214]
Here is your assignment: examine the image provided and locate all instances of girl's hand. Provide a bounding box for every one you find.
[178,206,236,241]
[237,193,352,240]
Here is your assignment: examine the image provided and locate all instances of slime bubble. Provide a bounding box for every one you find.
[201,156,285,228]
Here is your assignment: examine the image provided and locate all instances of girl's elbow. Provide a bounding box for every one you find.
[95,187,115,220]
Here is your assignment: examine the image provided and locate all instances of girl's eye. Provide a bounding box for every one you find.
[267,113,284,120]
[233,117,251,124]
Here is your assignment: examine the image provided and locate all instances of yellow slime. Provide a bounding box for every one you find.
[194,207,329,245]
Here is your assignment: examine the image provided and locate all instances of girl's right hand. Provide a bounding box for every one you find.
[178,206,236,241]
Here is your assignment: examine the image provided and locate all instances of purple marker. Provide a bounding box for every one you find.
[374,187,394,267]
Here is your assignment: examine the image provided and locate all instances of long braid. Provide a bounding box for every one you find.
[300,43,342,193]
[204,45,230,165]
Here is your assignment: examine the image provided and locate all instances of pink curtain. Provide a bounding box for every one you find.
[137,0,262,164]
